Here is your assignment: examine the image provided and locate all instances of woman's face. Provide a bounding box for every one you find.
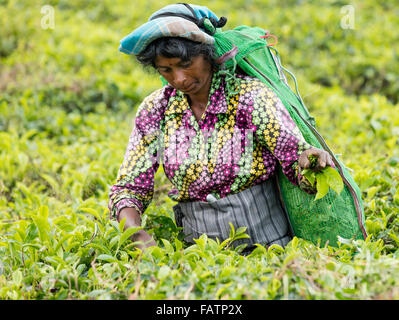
[154,55,213,97]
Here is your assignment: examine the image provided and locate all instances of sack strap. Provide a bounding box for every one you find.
[215,45,238,65]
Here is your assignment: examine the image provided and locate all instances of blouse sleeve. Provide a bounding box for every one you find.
[249,82,314,186]
[108,89,167,220]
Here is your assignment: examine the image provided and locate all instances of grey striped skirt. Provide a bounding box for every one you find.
[173,177,293,254]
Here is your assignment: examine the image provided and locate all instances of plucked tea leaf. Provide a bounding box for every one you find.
[314,173,329,200]
[301,168,316,186]
[323,167,344,194]
[308,154,319,169]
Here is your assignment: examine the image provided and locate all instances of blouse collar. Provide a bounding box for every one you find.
[164,72,229,116]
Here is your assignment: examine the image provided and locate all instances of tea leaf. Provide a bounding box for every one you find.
[118,226,142,248]
[314,172,329,200]
[301,168,316,186]
[96,254,118,263]
[323,167,344,194]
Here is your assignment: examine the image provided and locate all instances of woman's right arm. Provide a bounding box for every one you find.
[108,89,167,248]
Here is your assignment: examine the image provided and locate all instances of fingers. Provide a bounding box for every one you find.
[306,148,335,171]
[301,159,310,170]
[320,151,334,168]
[298,150,310,170]
[327,154,334,167]
[299,148,335,172]
[319,152,327,168]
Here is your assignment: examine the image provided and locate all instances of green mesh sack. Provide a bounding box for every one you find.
[213,25,367,247]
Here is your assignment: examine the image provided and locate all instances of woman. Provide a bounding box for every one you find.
[109,3,333,253]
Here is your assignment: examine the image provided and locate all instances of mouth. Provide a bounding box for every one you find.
[181,83,196,92]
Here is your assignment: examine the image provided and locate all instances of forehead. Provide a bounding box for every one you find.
[155,56,183,67]
[154,55,204,67]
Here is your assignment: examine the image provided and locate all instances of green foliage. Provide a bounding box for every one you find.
[301,162,344,200]
[1,0,399,300]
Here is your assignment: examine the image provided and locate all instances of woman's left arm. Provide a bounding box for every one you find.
[250,83,333,191]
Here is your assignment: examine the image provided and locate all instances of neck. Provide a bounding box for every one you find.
[187,72,213,109]
[188,93,208,110]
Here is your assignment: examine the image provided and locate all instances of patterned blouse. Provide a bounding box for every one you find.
[108,73,313,219]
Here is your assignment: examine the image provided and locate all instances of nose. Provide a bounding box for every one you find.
[173,69,187,88]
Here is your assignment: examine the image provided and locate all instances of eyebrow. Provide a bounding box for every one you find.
[155,59,192,69]
[156,64,171,69]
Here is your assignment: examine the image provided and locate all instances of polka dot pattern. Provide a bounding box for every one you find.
[109,73,312,219]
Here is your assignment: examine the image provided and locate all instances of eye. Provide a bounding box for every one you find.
[157,67,171,73]
[179,60,192,68]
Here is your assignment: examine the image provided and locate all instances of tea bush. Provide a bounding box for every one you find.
[1,0,398,299]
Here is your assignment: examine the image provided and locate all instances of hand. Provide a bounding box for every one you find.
[118,207,157,250]
[298,147,334,172]
[131,229,157,250]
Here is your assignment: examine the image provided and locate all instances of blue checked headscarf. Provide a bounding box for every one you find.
[119,3,226,55]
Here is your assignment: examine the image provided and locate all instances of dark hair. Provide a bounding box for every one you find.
[136,37,218,70]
